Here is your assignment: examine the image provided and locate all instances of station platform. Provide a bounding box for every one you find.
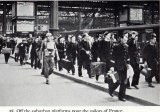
[10,55,160,106]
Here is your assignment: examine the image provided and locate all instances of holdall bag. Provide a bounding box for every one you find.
[2,48,12,54]
[107,71,119,83]
[90,62,106,76]
[60,58,74,71]
[141,67,152,77]
[14,48,19,54]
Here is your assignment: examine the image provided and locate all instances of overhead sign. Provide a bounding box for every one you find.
[17,20,34,32]
[130,8,143,21]
[17,2,34,16]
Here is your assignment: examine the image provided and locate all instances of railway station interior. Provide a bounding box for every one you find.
[0,0,159,58]
[0,1,160,106]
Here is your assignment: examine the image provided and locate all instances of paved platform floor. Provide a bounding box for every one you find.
[8,54,160,105]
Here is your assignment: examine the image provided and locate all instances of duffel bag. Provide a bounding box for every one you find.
[2,48,12,54]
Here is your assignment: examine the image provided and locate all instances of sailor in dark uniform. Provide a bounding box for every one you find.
[66,35,78,75]
[143,33,159,87]
[17,38,29,65]
[78,33,92,78]
[109,31,130,102]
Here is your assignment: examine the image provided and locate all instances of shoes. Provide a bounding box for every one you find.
[96,75,99,81]
[132,85,139,89]
[72,73,75,75]
[89,75,93,78]
[109,91,114,97]
[127,87,132,89]
[148,83,154,88]
[79,75,83,77]
[119,98,126,102]
[46,80,49,85]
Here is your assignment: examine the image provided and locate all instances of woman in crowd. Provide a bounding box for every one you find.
[41,33,59,84]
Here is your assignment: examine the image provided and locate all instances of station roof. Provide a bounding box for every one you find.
[0,1,159,13]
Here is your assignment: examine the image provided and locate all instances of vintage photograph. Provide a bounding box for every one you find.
[0,0,159,108]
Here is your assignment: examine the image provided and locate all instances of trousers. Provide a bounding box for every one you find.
[108,69,127,99]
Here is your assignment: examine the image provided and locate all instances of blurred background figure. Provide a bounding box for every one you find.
[3,37,13,64]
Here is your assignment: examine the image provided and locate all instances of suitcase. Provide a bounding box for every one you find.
[90,62,106,76]
[60,58,74,71]
[2,48,12,54]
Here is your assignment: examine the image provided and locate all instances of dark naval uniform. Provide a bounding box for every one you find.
[17,42,29,65]
[66,42,78,74]
[78,40,92,78]
[98,40,112,72]
[30,42,40,69]
[143,43,159,83]
[56,43,66,71]
[109,43,129,100]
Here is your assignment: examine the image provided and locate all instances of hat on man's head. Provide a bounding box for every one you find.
[58,36,64,41]
[78,35,82,39]
[103,31,110,37]
[150,33,156,39]
[123,30,130,35]
[46,33,52,37]
[58,34,62,38]
[68,35,72,38]
[129,31,138,35]
[82,33,89,38]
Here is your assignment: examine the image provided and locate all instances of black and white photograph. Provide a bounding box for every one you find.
[0,0,159,111]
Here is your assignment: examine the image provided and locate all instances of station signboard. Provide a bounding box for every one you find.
[16,20,34,32]
[129,8,143,23]
[119,5,144,25]
[17,2,34,17]
[12,2,35,19]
